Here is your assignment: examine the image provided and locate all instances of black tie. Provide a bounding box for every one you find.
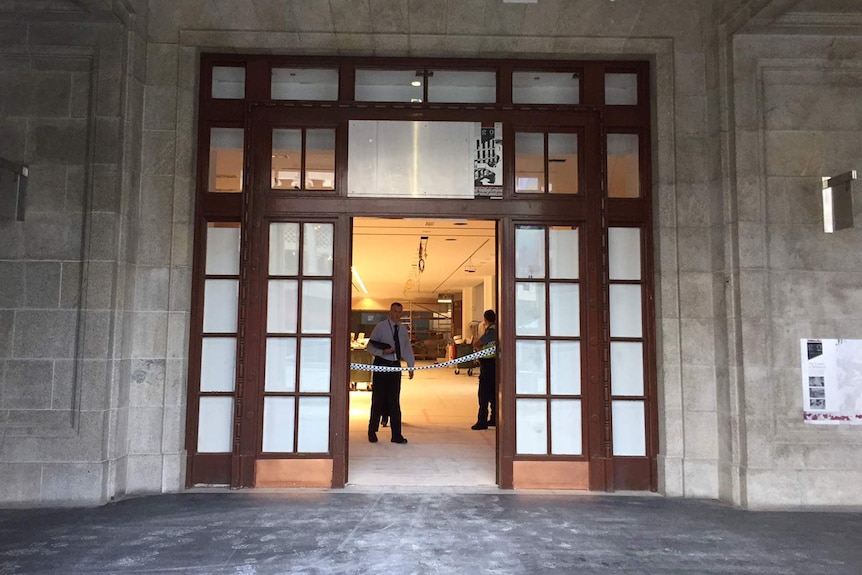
[393,324,403,361]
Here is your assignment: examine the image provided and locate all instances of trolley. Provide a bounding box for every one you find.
[454,342,478,376]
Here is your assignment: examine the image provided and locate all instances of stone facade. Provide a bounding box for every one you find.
[0,0,859,508]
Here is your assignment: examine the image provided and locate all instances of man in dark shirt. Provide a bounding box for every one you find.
[471,309,497,430]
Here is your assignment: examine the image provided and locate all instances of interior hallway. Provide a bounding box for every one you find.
[347,360,497,487]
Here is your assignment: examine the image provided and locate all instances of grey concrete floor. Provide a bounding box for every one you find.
[1,492,861,574]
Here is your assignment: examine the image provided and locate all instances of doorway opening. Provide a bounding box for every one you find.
[347,217,498,487]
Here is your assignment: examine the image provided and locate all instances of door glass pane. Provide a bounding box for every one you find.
[265,337,297,392]
[605,73,638,105]
[205,223,240,275]
[515,227,545,278]
[208,128,243,193]
[513,72,579,104]
[302,223,333,276]
[548,133,578,195]
[356,69,423,102]
[516,398,547,454]
[549,227,578,279]
[306,130,335,190]
[611,342,644,396]
[272,130,302,190]
[609,227,641,280]
[516,282,546,336]
[612,400,646,456]
[515,133,544,194]
[203,280,238,333]
[271,68,338,101]
[299,338,331,393]
[269,223,300,276]
[197,397,233,452]
[200,338,236,392]
[212,66,245,99]
[607,133,640,198]
[515,340,546,395]
[550,341,580,395]
[262,396,295,453]
[297,397,330,452]
[549,283,579,337]
[267,280,298,333]
[301,281,332,334]
[551,399,582,455]
[609,284,642,338]
[428,69,496,103]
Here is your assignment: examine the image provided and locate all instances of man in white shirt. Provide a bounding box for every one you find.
[365,302,415,444]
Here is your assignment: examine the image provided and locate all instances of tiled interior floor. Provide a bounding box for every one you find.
[347,360,497,487]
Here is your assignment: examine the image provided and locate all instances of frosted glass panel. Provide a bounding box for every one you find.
[515,133,544,194]
[550,341,580,395]
[549,227,578,279]
[611,342,644,396]
[303,223,333,276]
[269,223,299,275]
[297,397,330,453]
[208,128,243,193]
[516,340,546,395]
[609,284,642,338]
[271,68,338,101]
[265,337,297,392]
[347,121,474,199]
[356,69,423,102]
[516,282,545,336]
[549,284,579,337]
[551,399,582,455]
[607,133,640,198]
[515,227,545,278]
[428,70,496,103]
[197,397,233,452]
[271,130,301,190]
[612,400,646,456]
[205,224,240,275]
[212,66,245,99]
[516,399,547,455]
[203,280,238,333]
[301,281,332,334]
[299,338,331,393]
[200,338,236,392]
[609,227,641,280]
[268,280,298,333]
[262,397,295,453]
[606,73,638,105]
[513,72,579,104]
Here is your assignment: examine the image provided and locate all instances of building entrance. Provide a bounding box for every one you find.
[185,54,657,492]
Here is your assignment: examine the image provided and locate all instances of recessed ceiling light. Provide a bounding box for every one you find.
[411,80,422,87]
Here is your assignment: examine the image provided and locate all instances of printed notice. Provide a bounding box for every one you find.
[800,339,862,424]
[473,122,502,199]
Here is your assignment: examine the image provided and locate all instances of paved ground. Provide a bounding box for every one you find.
[1,491,861,574]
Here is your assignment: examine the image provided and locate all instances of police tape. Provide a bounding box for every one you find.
[349,346,496,372]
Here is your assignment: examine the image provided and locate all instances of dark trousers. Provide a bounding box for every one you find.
[369,358,403,439]
[477,358,496,424]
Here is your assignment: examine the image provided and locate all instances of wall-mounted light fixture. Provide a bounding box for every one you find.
[0,157,27,221]
[437,293,454,304]
[822,170,856,233]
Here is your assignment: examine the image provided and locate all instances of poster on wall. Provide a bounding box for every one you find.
[800,339,862,424]
[473,122,502,199]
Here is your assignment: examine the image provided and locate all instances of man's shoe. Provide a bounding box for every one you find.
[368,431,378,443]
[487,420,496,427]
[471,423,488,430]
[391,437,408,444]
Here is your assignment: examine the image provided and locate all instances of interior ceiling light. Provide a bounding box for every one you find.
[350,266,368,294]
[411,80,421,87]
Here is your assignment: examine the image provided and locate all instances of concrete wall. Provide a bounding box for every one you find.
[2,0,860,508]
[723,21,862,508]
